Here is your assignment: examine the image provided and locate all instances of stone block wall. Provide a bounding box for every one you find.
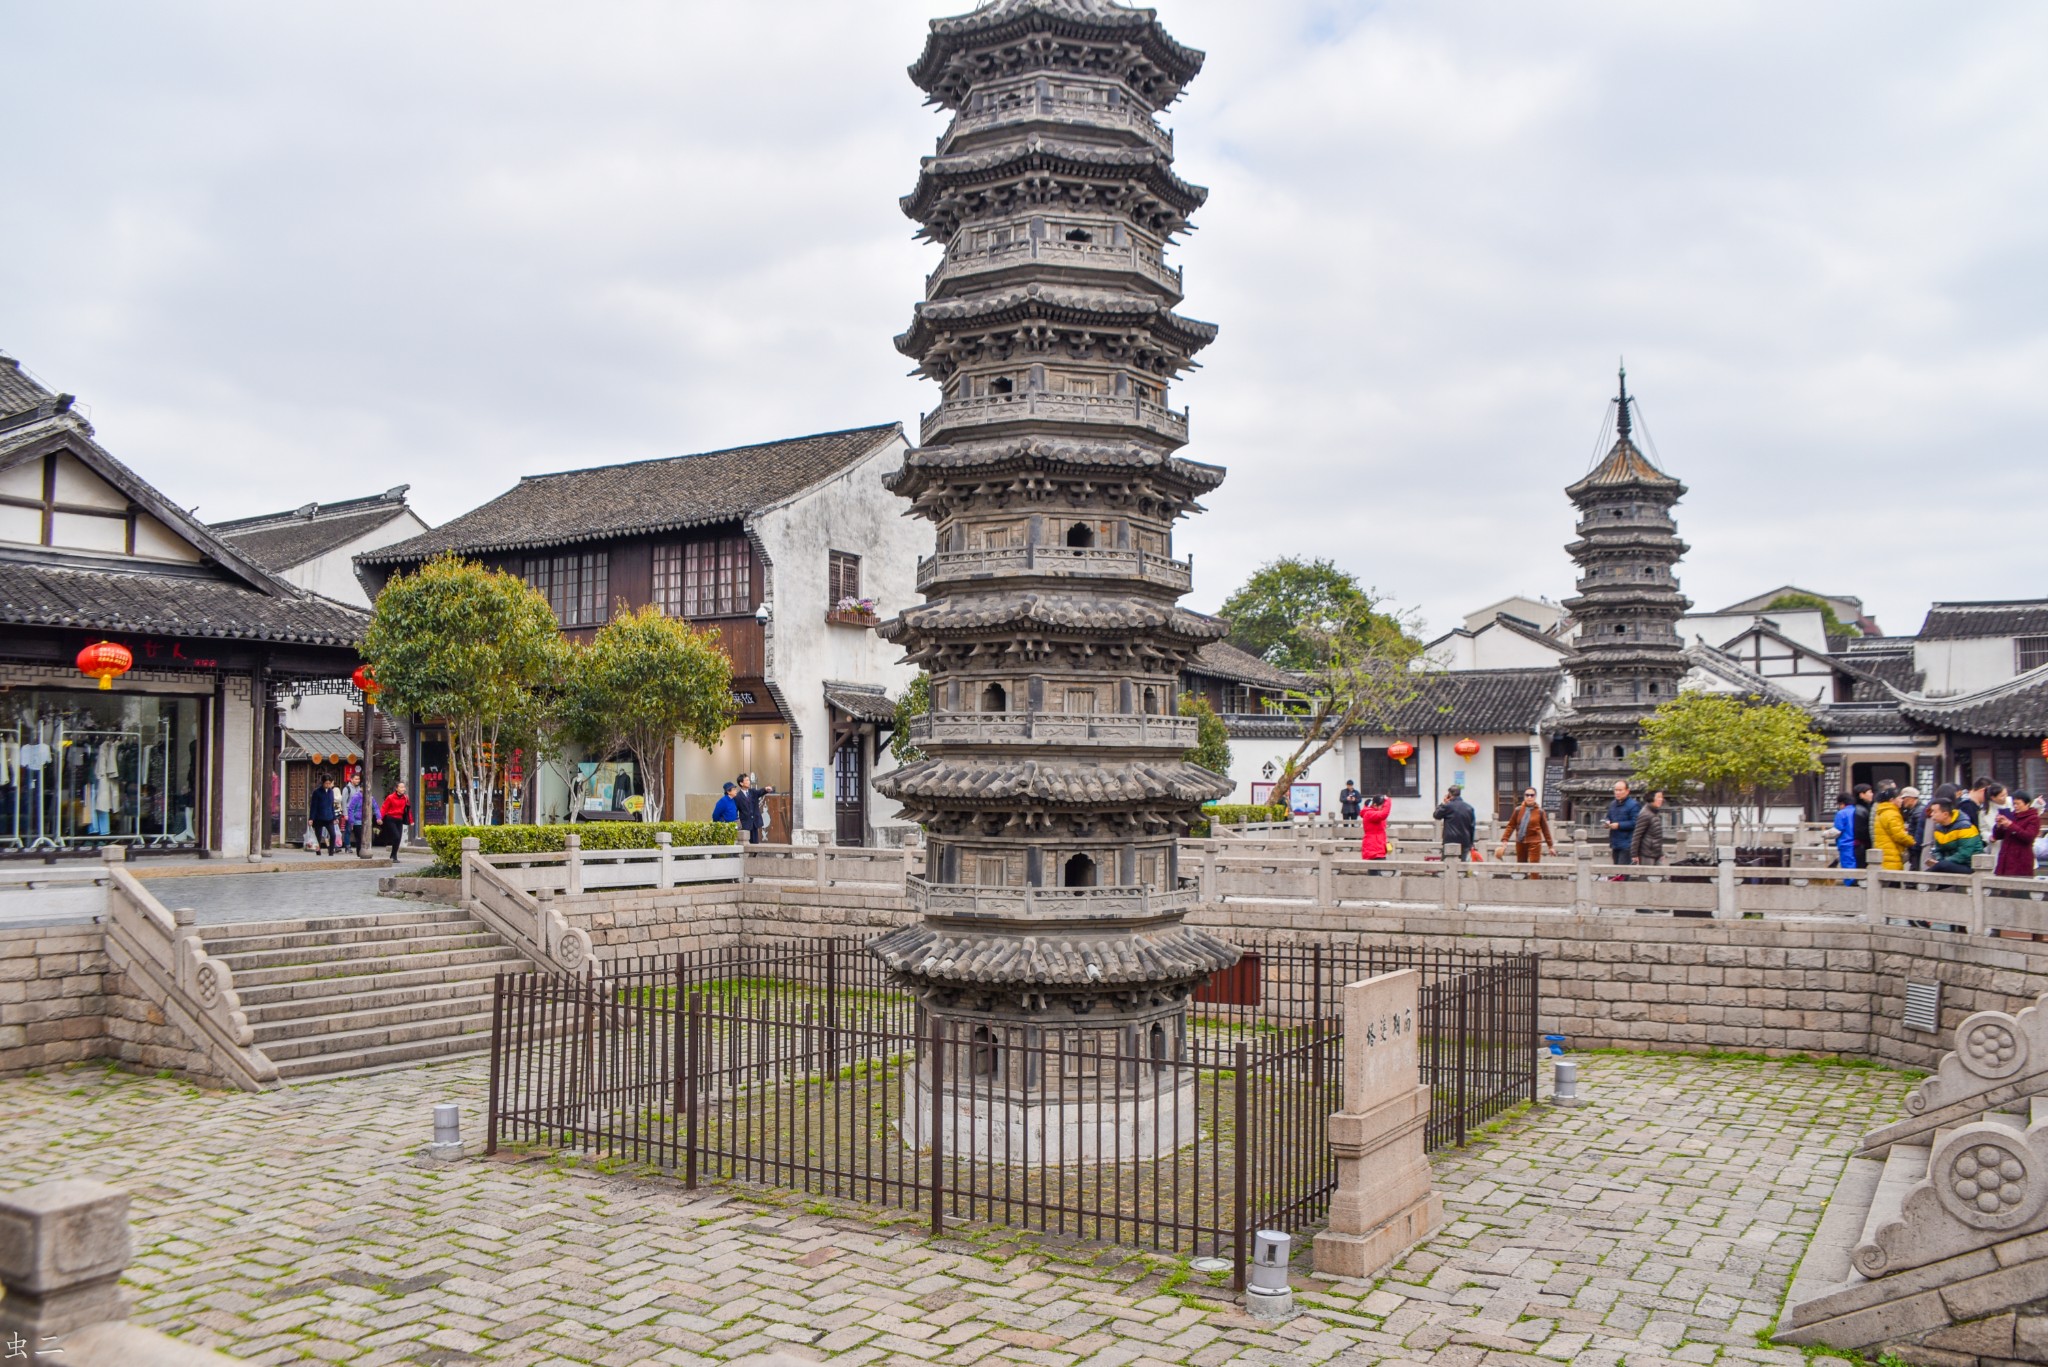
[0,925,108,1072]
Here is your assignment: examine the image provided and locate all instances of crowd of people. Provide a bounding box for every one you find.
[303,773,412,862]
[1334,772,2045,880]
[1833,779,2044,878]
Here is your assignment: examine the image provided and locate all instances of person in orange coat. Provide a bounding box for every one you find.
[1497,787,1556,864]
[1358,795,1391,860]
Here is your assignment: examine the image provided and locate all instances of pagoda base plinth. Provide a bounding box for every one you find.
[901,1070,1198,1164]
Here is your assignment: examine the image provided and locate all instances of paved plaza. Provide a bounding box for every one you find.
[1,1052,1912,1367]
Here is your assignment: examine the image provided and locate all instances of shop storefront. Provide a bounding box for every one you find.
[2,687,203,851]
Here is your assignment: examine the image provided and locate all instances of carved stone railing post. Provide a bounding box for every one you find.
[1315,847,1334,906]
[460,836,479,905]
[1573,847,1594,915]
[1867,859,1885,920]
[656,831,674,889]
[1314,969,1442,1278]
[564,833,583,897]
[1441,844,1461,911]
[1971,852,1993,935]
[817,845,833,891]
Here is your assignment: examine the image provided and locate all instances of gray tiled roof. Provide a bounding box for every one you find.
[877,755,1230,805]
[214,498,413,572]
[1896,667,2048,739]
[359,424,901,565]
[1811,703,1916,737]
[1185,641,1297,691]
[1917,601,2048,642]
[1846,651,1923,701]
[1219,667,1563,737]
[0,556,368,646]
[823,683,898,724]
[1566,436,1683,496]
[910,0,1205,109]
[0,353,54,419]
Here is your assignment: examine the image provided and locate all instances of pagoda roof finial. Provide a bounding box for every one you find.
[1615,359,1631,442]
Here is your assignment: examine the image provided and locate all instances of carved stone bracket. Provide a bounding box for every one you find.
[174,933,256,1049]
[1855,1118,2048,1277]
[1863,1000,2048,1157]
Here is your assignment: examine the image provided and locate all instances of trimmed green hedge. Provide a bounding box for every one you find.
[1189,803,1289,838]
[424,821,739,865]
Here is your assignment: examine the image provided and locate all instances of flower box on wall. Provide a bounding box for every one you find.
[827,597,880,628]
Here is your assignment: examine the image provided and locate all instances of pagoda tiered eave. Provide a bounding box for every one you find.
[902,138,1207,239]
[909,1,1205,111]
[898,286,1215,363]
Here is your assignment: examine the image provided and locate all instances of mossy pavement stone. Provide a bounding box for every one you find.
[0,1052,1909,1365]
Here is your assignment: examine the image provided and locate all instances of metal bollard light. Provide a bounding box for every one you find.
[1244,1230,1295,1320]
[428,1103,463,1159]
[1553,1058,1581,1108]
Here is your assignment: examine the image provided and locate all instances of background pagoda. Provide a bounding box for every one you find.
[872,0,1237,1081]
[1558,369,1692,814]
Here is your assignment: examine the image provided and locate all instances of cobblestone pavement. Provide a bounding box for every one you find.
[138,862,432,924]
[0,1052,1912,1366]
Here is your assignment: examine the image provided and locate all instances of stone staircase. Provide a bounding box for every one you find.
[195,909,526,1081]
[1781,996,2048,1365]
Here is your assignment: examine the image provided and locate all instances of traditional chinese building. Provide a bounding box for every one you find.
[869,0,1237,1125]
[1556,369,1692,815]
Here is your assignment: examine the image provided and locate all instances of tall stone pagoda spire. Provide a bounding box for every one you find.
[871,0,1237,1106]
[1559,366,1692,813]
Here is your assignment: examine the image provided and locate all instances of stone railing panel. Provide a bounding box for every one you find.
[483,834,743,895]
[100,859,276,1092]
[1864,996,2048,1157]
[1853,1117,2048,1277]
[461,841,593,976]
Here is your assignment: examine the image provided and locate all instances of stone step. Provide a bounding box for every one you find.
[248,986,498,1043]
[272,1026,494,1082]
[1783,1154,1886,1324]
[261,1009,497,1064]
[199,915,490,957]
[1856,1142,1931,1252]
[186,909,478,940]
[228,944,523,989]
[236,957,520,1008]
[206,930,504,972]
[240,973,500,1024]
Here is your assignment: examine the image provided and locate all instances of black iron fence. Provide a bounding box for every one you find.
[486,938,1538,1288]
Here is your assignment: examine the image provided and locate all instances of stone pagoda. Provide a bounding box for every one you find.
[1558,368,1692,814]
[870,0,1237,1151]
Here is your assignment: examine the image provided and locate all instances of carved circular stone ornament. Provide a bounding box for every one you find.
[1933,1127,2046,1231]
[1957,1011,2029,1080]
[192,960,224,1010]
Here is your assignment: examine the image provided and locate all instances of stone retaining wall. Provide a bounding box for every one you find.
[1,924,244,1084]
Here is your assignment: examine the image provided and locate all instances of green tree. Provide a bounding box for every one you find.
[1262,601,1437,809]
[1765,593,1861,638]
[561,605,737,823]
[1178,693,1231,778]
[892,673,931,765]
[1633,690,1827,834]
[1220,557,1412,672]
[363,554,566,826]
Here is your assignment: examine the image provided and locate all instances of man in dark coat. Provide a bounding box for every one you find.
[1630,789,1667,865]
[733,773,762,844]
[1604,780,1640,867]
[1433,785,1477,863]
[1338,782,1363,821]
[309,775,339,855]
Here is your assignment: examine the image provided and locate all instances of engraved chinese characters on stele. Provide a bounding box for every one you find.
[1344,969,1421,1115]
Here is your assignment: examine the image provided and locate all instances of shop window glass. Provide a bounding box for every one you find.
[1,689,202,849]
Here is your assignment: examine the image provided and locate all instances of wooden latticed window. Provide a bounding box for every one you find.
[524,552,609,628]
[2018,636,2048,673]
[655,537,752,618]
[829,551,862,606]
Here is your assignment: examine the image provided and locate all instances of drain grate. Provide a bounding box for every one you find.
[1904,979,1942,1033]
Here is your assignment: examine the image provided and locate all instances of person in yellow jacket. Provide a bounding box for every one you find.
[1870,783,1914,870]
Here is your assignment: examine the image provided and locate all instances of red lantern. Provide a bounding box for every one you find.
[1387,740,1415,766]
[352,663,380,701]
[1453,737,1482,760]
[76,640,132,691]
[2040,737,2047,761]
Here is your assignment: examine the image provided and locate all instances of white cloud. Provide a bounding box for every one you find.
[2,0,2043,637]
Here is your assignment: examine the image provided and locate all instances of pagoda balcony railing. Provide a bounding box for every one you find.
[1572,631,1686,649]
[1573,515,1676,537]
[908,876,1194,922]
[908,712,1199,748]
[921,391,1188,445]
[943,92,1172,155]
[915,545,1192,593]
[925,233,1182,296]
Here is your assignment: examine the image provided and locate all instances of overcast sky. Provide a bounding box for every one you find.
[4,1,2043,640]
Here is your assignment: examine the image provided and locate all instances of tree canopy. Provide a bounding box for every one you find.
[1220,557,1414,672]
[561,605,737,823]
[1178,693,1231,778]
[1765,592,1861,638]
[1633,690,1827,831]
[891,673,931,765]
[362,553,566,826]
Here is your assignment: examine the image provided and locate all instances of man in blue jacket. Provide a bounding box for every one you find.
[309,775,339,855]
[1604,780,1640,867]
[711,782,740,827]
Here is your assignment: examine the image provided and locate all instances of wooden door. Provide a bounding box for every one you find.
[285,763,309,844]
[835,740,866,847]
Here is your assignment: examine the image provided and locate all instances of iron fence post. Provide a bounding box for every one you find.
[1233,1041,1249,1293]
[1526,955,1540,1104]
[670,958,686,1169]
[930,1014,946,1237]
[485,971,505,1156]
[1455,979,1469,1147]
[684,992,702,1191]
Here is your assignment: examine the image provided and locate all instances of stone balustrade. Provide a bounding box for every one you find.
[920,391,1188,445]
[944,91,1173,155]
[910,711,1198,748]
[925,231,1182,295]
[906,876,1194,922]
[479,834,744,896]
[915,544,1192,593]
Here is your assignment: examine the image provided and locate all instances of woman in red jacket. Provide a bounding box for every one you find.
[1995,794,2041,878]
[376,789,412,864]
[1358,794,1391,861]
